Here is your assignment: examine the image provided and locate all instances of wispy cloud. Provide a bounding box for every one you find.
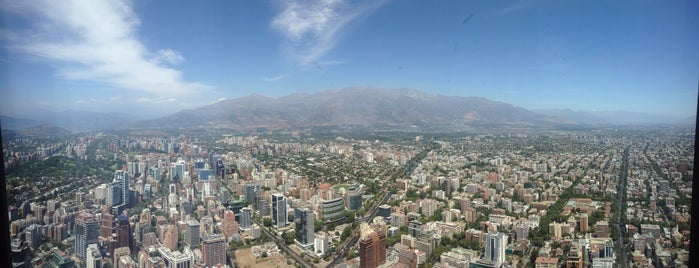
[270,0,387,68]
[152,49,185,66]
[496,0,542,16]
[263,73,288,82]
[2,0,209,97]
[135,97,178,104]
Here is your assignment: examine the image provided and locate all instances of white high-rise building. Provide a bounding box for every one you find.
[485,231,507,265]
[113,170,129,207]
[315,232,329,256]
[171,160,186,183]
[86,243,102,268]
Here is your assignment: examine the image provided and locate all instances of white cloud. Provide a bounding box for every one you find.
[4,0,209,96]
[270,0,386,67]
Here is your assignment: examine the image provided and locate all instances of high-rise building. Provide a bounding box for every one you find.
[566,243,583,268]
[117,214,132,252]
[294,207,315,248]
[223,210,237,239]
[408,220,423,238]
[201,234,227,267]
[74,212,100,260]
[595,221,610,237]
[320,198,345,223]
[106,182,122,207]
[113,247,130,267]
[377,204,391,219]
[515,225,529,241]
[348,192,363,211]
[163,225,179,251]
[315,232,329,256]
[240,207,252,230]
[100,213,115,239]
[484,231,507,266]
[25,224,42,249]
[359,223,386,268]
[11,238,32,268]
[256,197,270,217]
[245,183,260,203]
[86,243,102,268]
[579,213,589,232]
[185,220,200,248]
[272,194,287,228]
[114,170,130,207]
[159,247,193,268]
[171,160,186,183]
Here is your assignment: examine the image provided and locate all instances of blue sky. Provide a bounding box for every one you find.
[1,0,697,118]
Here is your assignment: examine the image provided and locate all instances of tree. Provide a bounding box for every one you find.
[341,227,352,242]
[314,219,322,232]
[263,218,273,227]
[345,211,356,223]
[282,231,295,245]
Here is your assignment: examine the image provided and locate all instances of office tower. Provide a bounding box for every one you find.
[106,182,122,207]
[11,238,32,268]
[348,192,363,211]
[117,214,132,252]
[185,220,200,247]
[150,166,160,181]
[272,194,287,228]
[485,231,507,265]
[201,234,227,267]
[256,196,270,217]
[245,183,259,203]
[86,243,102,268]
[603,240,614,258]
[25,224,42,249]
[359,223,386,268]
[75,212,100,260]
[321,197,346,223]
[377,204,391,218]
[294,207,315,248]
[239,207,252,229]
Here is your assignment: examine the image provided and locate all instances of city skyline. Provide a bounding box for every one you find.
[1,0,698,118]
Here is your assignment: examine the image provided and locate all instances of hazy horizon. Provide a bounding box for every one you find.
[1,0,698,118]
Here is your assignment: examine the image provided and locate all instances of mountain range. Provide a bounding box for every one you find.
[1,88,694,132]
[138,88,565,130]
